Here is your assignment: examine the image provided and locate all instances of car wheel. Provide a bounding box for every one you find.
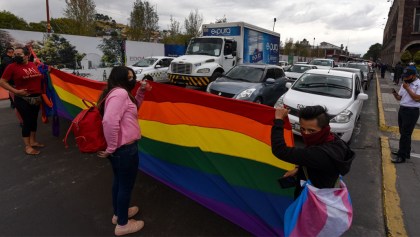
[254,97,263,104]
[143,75,153,81]
[210,71,223,82]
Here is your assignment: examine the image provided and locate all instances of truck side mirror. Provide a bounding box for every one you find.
[232,51,237,57]
[266,78,276,84]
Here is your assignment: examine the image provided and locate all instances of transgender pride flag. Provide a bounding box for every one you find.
[284,179,353,237]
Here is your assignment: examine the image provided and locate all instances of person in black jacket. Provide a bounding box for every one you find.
[271,105,355,199]
[1,47,15,108]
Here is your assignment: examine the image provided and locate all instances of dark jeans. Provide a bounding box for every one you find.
[398,106,420,159]
[14,96,40,137]
[109,142,139,225]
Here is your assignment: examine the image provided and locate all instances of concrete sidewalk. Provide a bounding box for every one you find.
[377,71,420,237]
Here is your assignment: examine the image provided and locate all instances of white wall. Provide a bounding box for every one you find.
[125,41,164,66]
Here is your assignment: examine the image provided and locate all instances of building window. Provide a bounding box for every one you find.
[415,8,420,32]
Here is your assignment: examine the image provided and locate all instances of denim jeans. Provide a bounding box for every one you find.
[109,142,139,225]
[398,106,420,159]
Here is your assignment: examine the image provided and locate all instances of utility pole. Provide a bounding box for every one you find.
[273,18,277,31]
[46,0,51,33]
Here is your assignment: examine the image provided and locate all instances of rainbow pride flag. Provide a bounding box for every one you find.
[49,68,295,236]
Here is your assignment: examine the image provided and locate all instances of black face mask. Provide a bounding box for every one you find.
[127,79,136,91]
[15,56,24,64]
[405,78,415,84]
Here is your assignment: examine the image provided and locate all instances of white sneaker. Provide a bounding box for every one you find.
[115,219,144,236]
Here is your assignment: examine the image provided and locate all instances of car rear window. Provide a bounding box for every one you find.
[292,73,353,99]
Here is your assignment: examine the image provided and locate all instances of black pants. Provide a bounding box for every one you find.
[109,142,139,225]
[398,106,420,159]
[14,96,40,137]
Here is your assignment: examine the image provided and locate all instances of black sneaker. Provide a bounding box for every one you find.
[391,151,410,159]
[391,156,405,163]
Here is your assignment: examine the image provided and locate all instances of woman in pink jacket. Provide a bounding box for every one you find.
[97,66,151,236]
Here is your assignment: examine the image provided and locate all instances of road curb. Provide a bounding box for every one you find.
[376,73,420,140]
[380,136,408,237]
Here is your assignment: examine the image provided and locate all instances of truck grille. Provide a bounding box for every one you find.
[171,62,192,74]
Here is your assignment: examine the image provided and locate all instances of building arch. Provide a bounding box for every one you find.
[401,40,420,53]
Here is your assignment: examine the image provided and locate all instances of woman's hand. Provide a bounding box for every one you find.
[14,89,30,97]
[144,82,152,91]
[97,151,110,158]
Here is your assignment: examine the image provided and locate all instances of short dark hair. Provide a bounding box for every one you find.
[15,46,30,56]
[299,105,330,128]
[6,47,14,52]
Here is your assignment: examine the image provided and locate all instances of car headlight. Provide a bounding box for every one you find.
[274,95,285,108]
[236,88,256,99]
[197,68,210,73]
[330,110,353,123]
[135,69,143,74]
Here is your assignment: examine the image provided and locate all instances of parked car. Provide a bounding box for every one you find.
[285,64,318,81]
[345,62,373,90]
[207,64,288,106]
[295,61,309,65]
[274,69,368,143]
[278,61,289,67]
[129,56,175,82]
[332,67,368,90]
[309,58,337,69]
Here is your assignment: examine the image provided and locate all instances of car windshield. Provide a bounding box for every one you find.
[186,38,223,57]
[225,66,264,83]
[288,65,311,73]
[292,73,353,98]
[310,60,332,67]
[132,58,157,67]
[347,64,368,73]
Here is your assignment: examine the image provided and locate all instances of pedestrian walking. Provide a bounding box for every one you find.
[97,66,151,236]
[1,47,15,107]
[391,66,420,163]
[0,47,45,155]
[394,62,404,85]
[381,63,387,79]
[103,70,107,81]
[271,105,355,198]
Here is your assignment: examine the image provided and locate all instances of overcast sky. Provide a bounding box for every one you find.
[0,0,391,54]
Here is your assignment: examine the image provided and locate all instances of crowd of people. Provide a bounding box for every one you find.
[0,44,419,236]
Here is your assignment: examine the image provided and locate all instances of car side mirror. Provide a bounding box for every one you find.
[286,82,292,88]
[232,51,237,57]
[155,64,162,69]
[357,93,368,101]
[266,78,276,84]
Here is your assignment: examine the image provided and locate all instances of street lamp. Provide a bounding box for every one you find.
[273,18,277,31]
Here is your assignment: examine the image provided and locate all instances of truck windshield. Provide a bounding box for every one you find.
[186,38,223,57]
[132,58,157,67]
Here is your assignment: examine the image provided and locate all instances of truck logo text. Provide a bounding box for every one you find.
[211,28,231,35]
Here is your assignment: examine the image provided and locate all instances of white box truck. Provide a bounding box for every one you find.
[167,22,280,88]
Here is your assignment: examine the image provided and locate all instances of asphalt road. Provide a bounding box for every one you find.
[0,79,386,236]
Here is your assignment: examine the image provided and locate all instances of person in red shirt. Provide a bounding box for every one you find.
[0,47,45,155]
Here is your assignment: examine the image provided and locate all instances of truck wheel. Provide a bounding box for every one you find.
[210,71,223,82]
[143,76,153,81]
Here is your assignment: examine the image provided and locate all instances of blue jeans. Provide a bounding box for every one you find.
[109,142,139,225]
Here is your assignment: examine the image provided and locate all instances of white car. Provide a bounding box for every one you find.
[284,64,318,81]
[275,69,368,143]
[129,56,175,82]
[309,58,336,69]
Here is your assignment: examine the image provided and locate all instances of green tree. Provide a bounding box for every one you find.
[363,43,382,61]
[184,9,203,37]
[35,34,80,68]
[28,22,46,32]
[162,15,188,45]
[283,38,294,55]
[0,30,15,54]
[128,0,159,41]
[50,18,80,35]
[413,51,420,65]
[0,11,28,30]
[98,35,124,65]
[64,0,96,36]
[400,50,413,64]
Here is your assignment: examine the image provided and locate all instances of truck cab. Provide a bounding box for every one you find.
[168,37,237,87]
[167,22,280,88]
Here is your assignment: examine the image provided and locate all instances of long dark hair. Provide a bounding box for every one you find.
[97,66,137,115]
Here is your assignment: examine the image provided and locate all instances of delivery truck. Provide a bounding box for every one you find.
[167,22,280,88]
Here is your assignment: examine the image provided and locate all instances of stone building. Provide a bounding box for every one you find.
[382,0,420,66]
